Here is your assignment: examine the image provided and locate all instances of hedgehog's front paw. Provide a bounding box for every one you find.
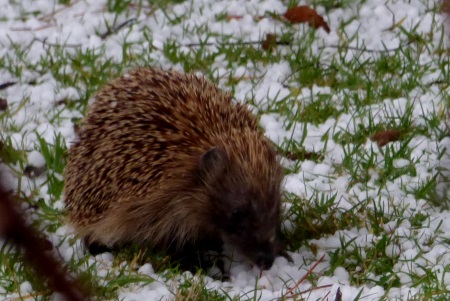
[278,249,293,263]
[83,237,112,256]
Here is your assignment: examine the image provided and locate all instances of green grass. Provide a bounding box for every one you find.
[1,0,450,300]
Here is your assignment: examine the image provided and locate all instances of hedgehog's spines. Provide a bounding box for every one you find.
[64,67,285,270]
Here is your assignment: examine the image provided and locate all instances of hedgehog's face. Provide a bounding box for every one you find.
[198,147,284,270]
[215,187,282,270]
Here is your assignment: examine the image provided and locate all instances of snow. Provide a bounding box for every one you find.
[27,150,46,167]
[19,281,32,295]
[0,0,449,300]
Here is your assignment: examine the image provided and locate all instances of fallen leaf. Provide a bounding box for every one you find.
[371,130,402,147]
[23,165,47,178]
[226,15,244,20]
[284,149,323,161]
[442,0,450,38]
[0,98,7,111]
[283,6,330,33]
[262,33,277,51]
[334,288,342,301]
[56,98,69,106]
[0,81,16,90]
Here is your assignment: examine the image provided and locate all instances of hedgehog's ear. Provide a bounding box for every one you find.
[198,147,228,181]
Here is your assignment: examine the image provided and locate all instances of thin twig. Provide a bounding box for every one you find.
[99,18,138,40]
[318,42,411,53]
[38,0,82,22]
[182,40,290,47]
[427,80,449,86]
[33,37,82,48]
[0,82,17,90]
[384,5,397,32]
[9,24,55,32]
[184,39,405,54]
[321,290,331,300]
[284,254,326,297]
[73,9,104,18]
[0,174,91,301]
[284,284,333,300]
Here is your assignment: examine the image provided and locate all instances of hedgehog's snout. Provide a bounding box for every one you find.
[255,252,275,270]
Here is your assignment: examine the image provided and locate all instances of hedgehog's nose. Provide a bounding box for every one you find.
[256,253,275,270]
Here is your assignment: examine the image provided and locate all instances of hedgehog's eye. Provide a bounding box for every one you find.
[230,208,246,221]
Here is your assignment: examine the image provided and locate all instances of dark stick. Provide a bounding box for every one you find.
[0,174,90,301]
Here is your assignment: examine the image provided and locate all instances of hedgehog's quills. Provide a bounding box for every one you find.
[64,68,290,272]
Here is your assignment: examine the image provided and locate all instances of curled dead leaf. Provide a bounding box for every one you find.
[442,0,450,38]
[226,15,244,21]
[23,165,47,178]
[56,98,69,106]
[334,288,342,301]
[371,130,402,147]
[262,33,277,51]
[284,149,322,161]
[0,98,7,111]
[284,5,330,33]
[0,81,16,90]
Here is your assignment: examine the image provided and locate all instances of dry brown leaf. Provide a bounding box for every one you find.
[283,5,330,33]
[0,98,7,111]
[443,0,450,17]
[442,0,450,38]
[55,98,69,106]
[226,15,244,20]
[23,165,47,178]
[371,130,402,147]
[0,81,16,90]
[262,33,277,51]
[284,149,322,161]
[334,288,343,301]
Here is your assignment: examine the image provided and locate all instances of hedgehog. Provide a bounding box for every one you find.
[63,67,289,271]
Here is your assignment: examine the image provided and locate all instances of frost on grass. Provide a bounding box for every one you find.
[0,0,449,300]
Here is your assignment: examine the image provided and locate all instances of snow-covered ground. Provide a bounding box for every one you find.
[1,0,450,300]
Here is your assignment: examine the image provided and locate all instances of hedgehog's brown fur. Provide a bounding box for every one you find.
[64,68,286,270]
